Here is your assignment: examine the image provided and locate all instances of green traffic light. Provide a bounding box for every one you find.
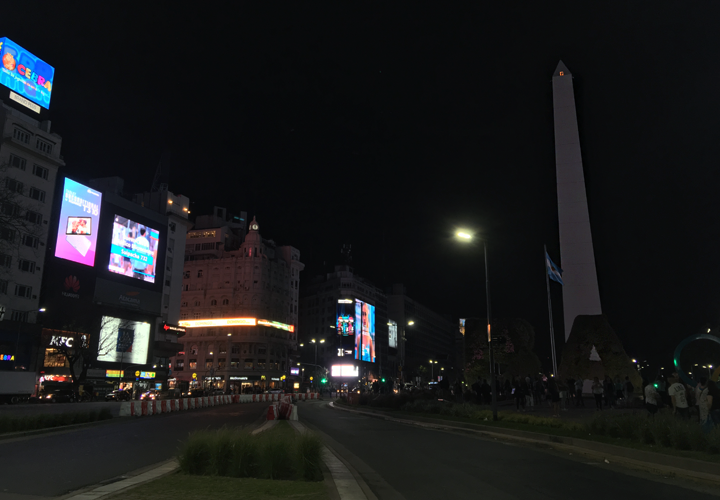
[381,378,386,383]
[321,378,327,384]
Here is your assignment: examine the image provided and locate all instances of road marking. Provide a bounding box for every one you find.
[64,460,178,500]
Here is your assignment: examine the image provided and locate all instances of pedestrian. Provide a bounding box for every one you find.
[592,377,604,410]
[667,375,689,419]
[644,379,659,416]
[624,376,635,407]
[548,376,561,417]
[575,377,585,407]
[603,375,615,408]
[513,378,525,411]
[525,376,534,411]
[709,380,720,427]
[697,378,713,432]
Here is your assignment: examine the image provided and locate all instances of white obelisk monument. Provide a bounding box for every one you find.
[552,61,602,341]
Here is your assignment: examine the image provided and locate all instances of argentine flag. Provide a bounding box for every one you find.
[545,252,563,285]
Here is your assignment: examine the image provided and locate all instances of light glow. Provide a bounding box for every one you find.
[331,364,359,377]
[179,318,257,328]
[456,231,472,240]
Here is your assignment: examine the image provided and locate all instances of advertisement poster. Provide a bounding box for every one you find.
[388,320,397,349]
[0,37,54,109]
[108,215,160,283]
[354,299,376,362]
[54,178,102,267]
[336,299,355,336]
[96,316,150,365]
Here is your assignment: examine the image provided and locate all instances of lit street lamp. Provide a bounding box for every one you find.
[456,230,497,421]
[429,360,438,381]
[310,339,325,366]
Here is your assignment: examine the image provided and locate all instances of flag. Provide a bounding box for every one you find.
[545,252,563,285]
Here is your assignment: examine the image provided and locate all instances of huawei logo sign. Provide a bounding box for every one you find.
[64,276,80,292]
[62,276,80,299]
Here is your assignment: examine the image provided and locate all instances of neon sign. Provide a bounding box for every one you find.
[257,319,295,332]
[178,318,257,328]
[0,354,14,361]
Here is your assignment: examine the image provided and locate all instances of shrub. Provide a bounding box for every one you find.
[259,431,294,480]
[178,431,214,475]
[296,433,323,481]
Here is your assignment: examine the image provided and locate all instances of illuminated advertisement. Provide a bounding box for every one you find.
[54,178,102,267]
[108,215,160,283]
[0,38,54,109]
[331,364,359,377]
[257,319,295,332]
[336,299,355,336]
[97,316,150,365]
[354,299,376,363]
[388,320,398,349]
[178,318,257,328]
[290,367,300,376]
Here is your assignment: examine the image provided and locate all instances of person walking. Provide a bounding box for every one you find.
[525,376,534,411]
[644,380,659,416]
[592,377,604,410]
[548,376,561,417]
[575,377,585,407]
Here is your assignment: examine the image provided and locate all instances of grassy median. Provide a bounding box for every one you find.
[0,408,112,435]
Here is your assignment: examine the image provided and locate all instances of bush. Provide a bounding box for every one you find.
[178,424,323,482]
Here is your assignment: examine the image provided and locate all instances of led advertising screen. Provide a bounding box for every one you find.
[96,316,150,365]
[336,299,355,336]
[0,38,54,109]
[54,178,102,267]
[354,299,376,362]
[331,364,359,377]
[108,215,160,283]
[388,320,398,349]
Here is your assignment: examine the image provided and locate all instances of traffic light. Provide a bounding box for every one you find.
[321,378,327,384]
[381,378,386,383]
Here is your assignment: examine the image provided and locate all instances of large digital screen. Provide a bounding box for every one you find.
[0,38,54,109]
[97,316,150,365]
[354,299,376,362]
[336,299,355,336]
[331,364,359,377]
[54,178,102,267]
[108,215,160,283]
[388,320,397,349]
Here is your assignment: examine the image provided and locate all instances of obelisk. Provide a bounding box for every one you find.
[552,61,602,341]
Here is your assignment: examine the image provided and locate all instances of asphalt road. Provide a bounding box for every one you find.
[0,401,267,498]
[300,401,719,500]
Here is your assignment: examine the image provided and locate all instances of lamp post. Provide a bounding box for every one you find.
[456,230,497,421]
[310,338,325,366]
[429,360,438,382]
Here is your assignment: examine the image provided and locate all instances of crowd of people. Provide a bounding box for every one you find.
[642,372,720,431]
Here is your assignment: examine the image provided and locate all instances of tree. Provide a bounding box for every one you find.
[0,161,46,282]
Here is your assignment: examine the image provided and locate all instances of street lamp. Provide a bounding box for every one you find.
[429,360,438,381]
[310,339,325,366]
[456,230,497,421]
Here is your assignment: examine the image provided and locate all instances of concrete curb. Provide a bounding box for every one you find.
[330,402,720,486]
[62,459,178,500]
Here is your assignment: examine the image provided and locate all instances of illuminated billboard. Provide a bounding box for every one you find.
[331,364,359,377]
[0,38,54,110]
[97,316,150,365]
[388,320,397,349]
[354,299,376,363]
[54,178,102,267]
[108,215,160,283]
[336,299,355,336]
[290,367,300,376]
[179,318,257,328]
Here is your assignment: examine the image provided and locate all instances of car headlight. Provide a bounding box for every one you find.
[45,395,52,399]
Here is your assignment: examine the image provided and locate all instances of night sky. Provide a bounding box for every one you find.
[6,3,720,370]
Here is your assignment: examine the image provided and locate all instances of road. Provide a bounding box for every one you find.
[0,401,122,417]
[300,401,719,500]
[0,401,267,498]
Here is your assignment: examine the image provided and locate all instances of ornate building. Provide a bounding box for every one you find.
[171,216,303,392]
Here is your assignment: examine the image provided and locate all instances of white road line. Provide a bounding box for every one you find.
[64,460,178,500]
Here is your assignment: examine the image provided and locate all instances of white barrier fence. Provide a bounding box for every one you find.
[119,392,319,417]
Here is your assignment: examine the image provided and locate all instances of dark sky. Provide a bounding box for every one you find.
[6,3,720,370]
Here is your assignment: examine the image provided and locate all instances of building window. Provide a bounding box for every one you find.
[28,187,46,202]
[36,138,53,154]
[219,345,227,354]
[210,299,217,306]
[25,210,42,225]
[194,300,200,306]
[14,284,31,298]
[11,310,28,322]
[0,280,7,294]
[21,234,38,248]
[183,271,190,279]
[180,312,188,319]
[0,254,11,268]
[32,164,49,180]
[17,259,35,273]
[222,298,229,305]
[182,284,189,291]
[230,358,239,368]
[166,256,173,272]
[218,358,226,369]
[174,360,184,371]
[244,360,253,369]
[205,359,213,369]
[191,345,198,355]
[0,228,14,242]
[44,348,67,368]
[189,359,197,369]
[181,301,188,307]
[194,312,201,319]
[13,128,30,144]
[5,178,23,194]
[9,154,26,170]
[197,270,204,278]
[231,345,240,354]
[257,360,266,370]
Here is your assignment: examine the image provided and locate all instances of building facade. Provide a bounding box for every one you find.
[172,216,303,393]
[0,102,64,371]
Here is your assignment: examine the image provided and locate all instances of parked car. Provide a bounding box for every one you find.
[157,389,182,400]
[43,389,75,403]
[105,390,131,402]
[140,390,159,400]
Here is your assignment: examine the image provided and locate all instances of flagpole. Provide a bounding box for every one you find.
[545,245,558,378]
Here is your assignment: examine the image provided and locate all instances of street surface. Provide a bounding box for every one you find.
[0,401,267,498]
[0,401,122,417]
[300,401,719,500]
